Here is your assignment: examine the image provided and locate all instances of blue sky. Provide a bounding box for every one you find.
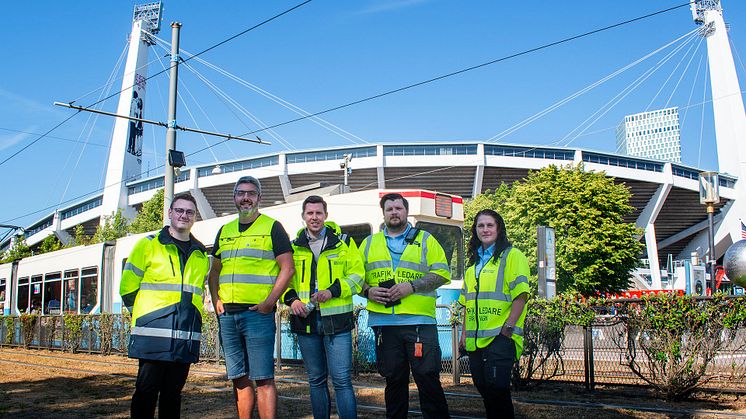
[1,0,745,230]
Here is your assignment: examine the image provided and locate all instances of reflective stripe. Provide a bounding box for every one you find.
[430,262,449,272]
[364,237,372,260]
[366,261,391,270]
[465,291,511,302]
[509,275,528,290]
[397,260,428,273]
[320,303,353,315]
[139,282,203,296]
[420,231,430,266]
[347,273,362,284]
[342,277,359,291]
[325,253,339,259]
[219,274,275,285]
[222,248,275,260]
[131,326,202,341]
[465,325,523,339]
[297,290,311,299]
[124,262,144,277]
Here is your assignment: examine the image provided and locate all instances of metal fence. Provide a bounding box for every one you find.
[1,306,745,392]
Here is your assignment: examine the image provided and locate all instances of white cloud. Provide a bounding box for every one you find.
[355,0,428,15]
[0,127,36,152]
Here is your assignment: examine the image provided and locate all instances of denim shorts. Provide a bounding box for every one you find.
[218,309,276,380]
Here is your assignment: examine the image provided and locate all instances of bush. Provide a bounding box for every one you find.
[613,293,746,400]
[19,314,37,348]
[515,293,594,388]
[98,313,114,355]
[3,316,13,345]
[63,313,86,353]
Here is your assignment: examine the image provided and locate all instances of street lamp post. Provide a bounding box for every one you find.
[699,171,720,294]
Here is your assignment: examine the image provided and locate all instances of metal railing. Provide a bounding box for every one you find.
[1,305,744,392]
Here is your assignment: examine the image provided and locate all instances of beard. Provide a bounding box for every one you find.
[385,217,405,231]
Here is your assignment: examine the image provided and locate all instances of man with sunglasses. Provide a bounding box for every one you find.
[121,192,210,418]
[208,176,294,419]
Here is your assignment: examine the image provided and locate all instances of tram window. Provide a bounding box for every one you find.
[414,222,464,282]
[30,275,43,314]
[17,277,29,313]
[339,224,372,247]
[80,267,98,314]
[64,270,79,313]
[43,272,62,315]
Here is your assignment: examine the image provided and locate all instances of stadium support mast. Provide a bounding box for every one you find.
[690,0,746,259]
[100,2,162,224]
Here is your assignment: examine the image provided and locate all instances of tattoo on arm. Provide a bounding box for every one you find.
[411,273,448,294]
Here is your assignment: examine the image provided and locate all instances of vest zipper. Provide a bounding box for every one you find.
[169,255,176,277]
[474,272,480,347]
[301,260,306,283]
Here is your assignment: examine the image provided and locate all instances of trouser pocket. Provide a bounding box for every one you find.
[484,335,515,390]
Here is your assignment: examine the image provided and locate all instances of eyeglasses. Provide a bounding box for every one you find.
[172,207,196,218]
[235,190,259,198]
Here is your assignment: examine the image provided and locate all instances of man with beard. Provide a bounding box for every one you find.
[121,192,210,418]
[208,176,294,419]
[359,193,452,419]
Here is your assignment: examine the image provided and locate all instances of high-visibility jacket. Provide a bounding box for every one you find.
[120,227,209,363]
[459,246,530,359]
[215,215,281,304]
[283,222,365,335]
[360,228,451,318]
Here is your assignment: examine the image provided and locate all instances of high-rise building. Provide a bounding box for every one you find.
[616,107,681,163]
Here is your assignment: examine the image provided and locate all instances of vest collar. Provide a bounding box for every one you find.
[157,226,206,254]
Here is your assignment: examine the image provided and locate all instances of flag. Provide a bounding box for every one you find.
[741,220,746,240]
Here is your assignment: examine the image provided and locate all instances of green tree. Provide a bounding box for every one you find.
[465,164,643,296]
[92,209,129,243]
[129,189,165,234]
[0,238,32,263]
[38,234,63,254]
[72,224,91,247]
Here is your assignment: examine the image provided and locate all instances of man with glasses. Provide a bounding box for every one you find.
[121,192,210,418]
[208,176,294,419]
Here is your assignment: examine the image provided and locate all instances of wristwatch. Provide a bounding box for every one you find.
[503,324,515,334]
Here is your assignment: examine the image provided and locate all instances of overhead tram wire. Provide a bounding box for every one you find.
[232,2,692,139]
[0,1,313,170]
[57,43,129,207]
[81,0,314,111]
[147,32,369,147]
[0,2,690,223]
[151,45,224,163]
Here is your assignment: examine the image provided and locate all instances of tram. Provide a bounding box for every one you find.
[1,189,465,316]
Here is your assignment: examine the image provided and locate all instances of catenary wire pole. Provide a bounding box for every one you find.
[164,22,181,222]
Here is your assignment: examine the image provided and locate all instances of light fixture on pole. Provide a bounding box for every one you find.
[339,154,352,193]
[699,171,720,294]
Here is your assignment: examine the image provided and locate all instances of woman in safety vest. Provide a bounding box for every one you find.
[458,209,530,419]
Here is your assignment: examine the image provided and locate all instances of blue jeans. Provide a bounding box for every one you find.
[297,331,357,419]
[218,310,276,380]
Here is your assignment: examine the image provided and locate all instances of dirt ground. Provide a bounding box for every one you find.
[0,348,744,418]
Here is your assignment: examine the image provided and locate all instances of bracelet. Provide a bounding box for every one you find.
[363,288,370,299]
[410,282,416,293]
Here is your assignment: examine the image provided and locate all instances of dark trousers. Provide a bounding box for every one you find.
[131,359,191,419]
[374,325,450,419]
[468,335,516,419]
